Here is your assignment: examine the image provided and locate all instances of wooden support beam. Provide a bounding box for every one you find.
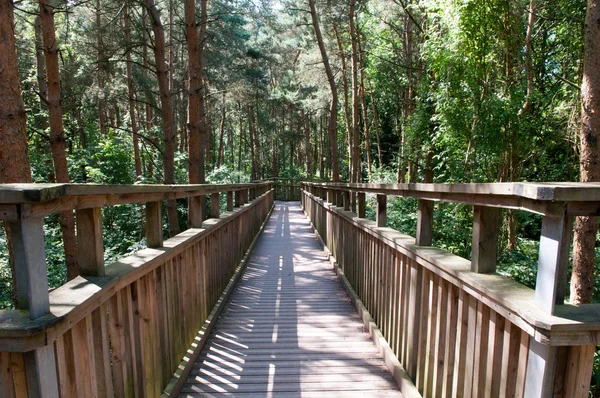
[343,191,351,211]
[327,189,334,204]
[523,215,572,397]
[76,207,104,276]
[336,190,344,207]
[358,192,366,218]
[226,191,233,211]
[188,196,203,227]
[9,215,50,318]
[146,201,163,248]
[211,193,220,218]
[535,215,572,314]
[24,345,60,398]
[9,213,60,396]
[376,194,387,227]
[470,205,499,273]
[524,340,559,398]
[416,199,434,246]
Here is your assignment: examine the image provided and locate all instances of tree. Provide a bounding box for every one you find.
[39,0,78,280]
[308,0,339,182]
[145,0,180,236]
[186,0,202,224]
[571,0,600,304]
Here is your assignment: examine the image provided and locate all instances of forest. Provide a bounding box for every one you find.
[0,0,599,393]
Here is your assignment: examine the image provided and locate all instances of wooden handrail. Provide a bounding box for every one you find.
[303,181,600,216]
[0,182,274,397]
[301,183,600,398]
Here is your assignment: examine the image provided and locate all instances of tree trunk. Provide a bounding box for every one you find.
[571,0,600,304]
[521,0,535,113]
[39,0,78,281]
[124,1,142,179]
[217,94,226,167]
[248,105,257,180]
[368,81,383,166]
[333,23,352,168]
[145,0,180,236]
[96,0,107,135]
[357,30,372,178]
[199,0,208,183]
[303,110,312,178]
[308,0,339,181]
[0,0,34,306]
[349,0,361,183]
[34,16,48,132]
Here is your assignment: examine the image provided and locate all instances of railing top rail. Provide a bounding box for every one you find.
[303,181,600,216]
[0,182,270,204]
[0,182,272,220]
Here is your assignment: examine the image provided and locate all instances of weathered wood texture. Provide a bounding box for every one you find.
[181,202,403,397]
[302,189,598,398]
[0,188,273,397]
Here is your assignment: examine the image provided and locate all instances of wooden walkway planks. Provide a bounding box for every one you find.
[180,202,403,397]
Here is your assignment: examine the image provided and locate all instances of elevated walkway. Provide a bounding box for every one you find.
[181,202,403,397]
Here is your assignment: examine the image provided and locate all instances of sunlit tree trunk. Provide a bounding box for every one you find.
[199,0,208,183]
[308,0,339,181]
[333,23,352,169]
[145,0,180,236]
[349,0,361,183]
[39,0,78,280]
[571,0,600,304]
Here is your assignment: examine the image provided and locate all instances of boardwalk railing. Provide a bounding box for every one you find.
[0,182,273,397]
[302,182,600,398]
[271,178,302,201]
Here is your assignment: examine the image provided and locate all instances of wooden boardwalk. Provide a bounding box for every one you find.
[180,202,403,397]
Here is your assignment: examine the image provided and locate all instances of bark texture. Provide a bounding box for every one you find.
[308,0,339,181]
[571,0,600,304]
[39,0,78,280]
[145,0,180,236]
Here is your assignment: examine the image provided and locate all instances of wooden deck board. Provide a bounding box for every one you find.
[180,202,403,397]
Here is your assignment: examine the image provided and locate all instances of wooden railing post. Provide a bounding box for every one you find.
[226,191,233,211]
[8,213,60,397]
[376,194,387,227]
[524,215,572,397]
[189,196,203,228]
[358,192,366,218]
[336,190,344,207]
[471,206,499,273]
[327,189,334,204]
[343,190,351,211]
[76,207,104,276]
[146,201,163,247]
[235,190,242,207]
[416,199,433,246]
[245,188,250,204]
[211,193,220,218]
[351,192,357,213]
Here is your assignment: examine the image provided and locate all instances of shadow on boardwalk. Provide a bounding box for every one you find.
[180,202,403,397]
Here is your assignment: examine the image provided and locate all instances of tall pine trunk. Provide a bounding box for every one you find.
[124,1,142,179]
[571,0,600,304]
[333,23,352,168]
[145,0,180,236]
[308,0,339,181]
[349,0,361,183]
[39,0,78,280]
